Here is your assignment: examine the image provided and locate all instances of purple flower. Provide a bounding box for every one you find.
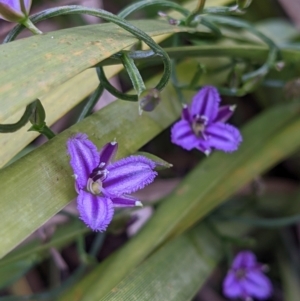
[0,0,32,22]
[67,133,158,232]
[223,251,272,301]
[171,86,242,155]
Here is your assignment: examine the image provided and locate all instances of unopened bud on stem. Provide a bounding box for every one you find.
[139,89,160,115]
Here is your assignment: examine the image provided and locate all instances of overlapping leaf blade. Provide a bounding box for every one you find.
[0,20,193,123]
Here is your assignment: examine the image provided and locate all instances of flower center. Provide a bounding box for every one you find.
[86,163,109,195]
[192,115,208,138]
[235,268,246,280]
[87,178,102,195]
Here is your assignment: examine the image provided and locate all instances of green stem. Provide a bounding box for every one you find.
[120,52,146,97]
[98,66,137,101]
[202,5,241,14]
[99,44,285,67]
[195,0,206,13]
[189,63,206,88]
[202,15,280,82]
[29,124,56,139]
[185,0,206,25]
[0,102,36,133]
[197,17,222,36]
[21,18,43,35]
[118,0,189,19]
[89,233,106,258]
[39,126,56,140]
[77,82,104,122]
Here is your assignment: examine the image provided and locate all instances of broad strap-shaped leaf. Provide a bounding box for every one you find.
[0,20,194,123]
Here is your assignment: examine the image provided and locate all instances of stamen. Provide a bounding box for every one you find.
[89,170,98,179]
[90,169,109,182]
[199,115,208,125]
[86,178,102,195]
[192,115,209,137]
[192,121,205,136]
[90,166,108,179]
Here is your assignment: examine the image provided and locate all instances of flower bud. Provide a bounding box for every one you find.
[29,99,46,128]
[139,88,160,114]
[0,0,32,22]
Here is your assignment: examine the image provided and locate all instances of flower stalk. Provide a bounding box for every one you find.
[22,17,43,35]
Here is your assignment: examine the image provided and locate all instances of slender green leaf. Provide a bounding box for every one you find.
[135,151,173,170]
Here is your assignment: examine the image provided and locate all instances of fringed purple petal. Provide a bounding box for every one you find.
[215,105,236,123]
[205,122,242,153]
[99,141,118,167]
[242,270,273,299]
[191,86,220,122]
[181,104,191,122]
[223,271,243,299]
[67,133,99,190]
[171,119,200,151]
[111,195,142,208]
[103,156,157,196]
[232,251,257,269]
[77,191,114,232]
